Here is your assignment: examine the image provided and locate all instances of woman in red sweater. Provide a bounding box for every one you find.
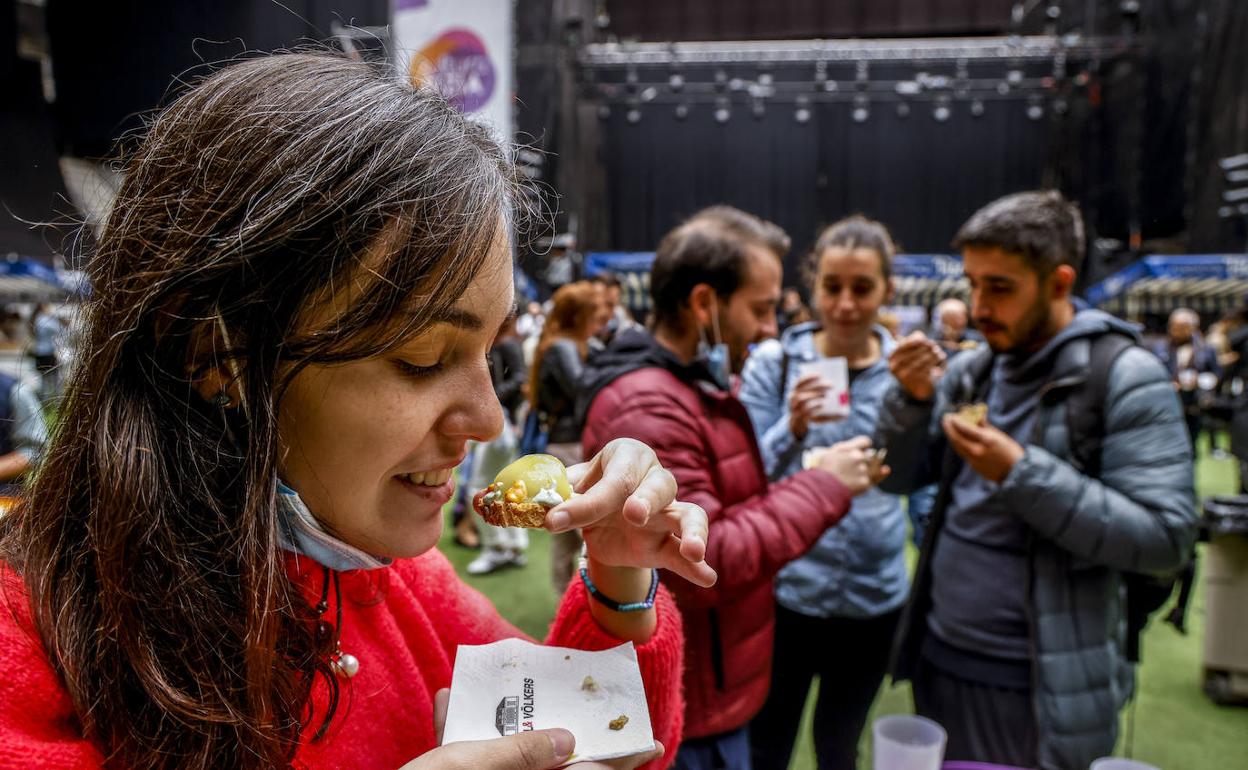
[0,54,714,770]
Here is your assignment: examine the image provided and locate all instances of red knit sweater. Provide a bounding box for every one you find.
[0,551,684,769]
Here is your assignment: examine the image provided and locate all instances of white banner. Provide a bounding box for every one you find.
[392,0,513,144]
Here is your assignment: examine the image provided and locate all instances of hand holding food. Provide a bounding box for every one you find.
[558,439,716,590]
[941,412,1025,484]
[953,402,988,427]
[888,331,946,402]
[803,436,887,495]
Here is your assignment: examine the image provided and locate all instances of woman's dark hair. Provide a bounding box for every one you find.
[804,214,896,285]
[0,53,525,769]
[951,189,1085,277]
[650,205,786,332]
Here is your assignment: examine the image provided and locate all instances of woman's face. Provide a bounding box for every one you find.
[276,236,512,558]
[813,246,892,343]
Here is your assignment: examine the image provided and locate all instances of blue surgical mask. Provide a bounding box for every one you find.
[276,481,392,571]
[697,297,732,391]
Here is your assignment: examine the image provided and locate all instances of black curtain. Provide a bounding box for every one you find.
[1187,0,1248,252]
[597,83,1048,280]
[603,0,1013,41]
[45,0,390,159]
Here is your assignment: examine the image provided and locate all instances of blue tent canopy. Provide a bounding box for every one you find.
[891,254,967,307]
[1085,255,1248,315]
[0,254,80,302]
[583,252,656,313]
[583,251,974,312]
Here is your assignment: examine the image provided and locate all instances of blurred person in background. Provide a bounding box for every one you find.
[530,281,606,592]
[28,304,65,407]
[594,273,640,345]
[465,311,531,575]
[931,297,981,353]
[1152,307,1221,453]
[516,299,545,341]
[876,191,1196,769]
[777,286,812,332]
[739,215,908,770]
[0,367,48,496]
[580,205,884,770]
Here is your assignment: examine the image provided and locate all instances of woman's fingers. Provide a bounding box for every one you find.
[665,501,708,563]
[655,534,717,587]
[552,439,675,531]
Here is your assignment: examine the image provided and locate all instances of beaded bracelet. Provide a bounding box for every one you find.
[578,554,659,613]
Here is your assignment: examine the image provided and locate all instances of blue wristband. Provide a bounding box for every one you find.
[578,557,659,613]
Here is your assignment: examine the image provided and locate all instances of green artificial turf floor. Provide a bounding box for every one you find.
[439,442,1248,769]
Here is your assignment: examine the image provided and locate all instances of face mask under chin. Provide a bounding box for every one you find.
[696,297,732,391]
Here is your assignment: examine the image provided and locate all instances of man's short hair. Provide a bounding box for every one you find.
[952,190,1085,276]
[650,206,784,330]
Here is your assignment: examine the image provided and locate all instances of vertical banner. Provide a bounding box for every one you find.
[392,0,513,144]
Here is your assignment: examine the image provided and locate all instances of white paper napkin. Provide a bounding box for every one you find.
[442,638,656,764]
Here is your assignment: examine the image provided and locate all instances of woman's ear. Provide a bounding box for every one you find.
[186,319,244,407]
[884,276,897,306]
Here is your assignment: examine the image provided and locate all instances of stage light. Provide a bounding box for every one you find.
[971,99,985,117]
[896,101,910,118]
[1026,95,1045,120]
[598,104,611,120]
[714,98,731,124]
[933,98,951,122]
[669,73,684,92]
[627,107,641,124]
[852,95,870,123]
[674,103,689,120]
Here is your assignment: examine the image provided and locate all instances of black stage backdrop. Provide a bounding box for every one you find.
[594,80,1049,275]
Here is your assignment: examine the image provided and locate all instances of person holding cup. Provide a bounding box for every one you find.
[739,215,907,770]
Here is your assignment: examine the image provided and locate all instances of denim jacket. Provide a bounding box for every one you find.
[739,322,909,619]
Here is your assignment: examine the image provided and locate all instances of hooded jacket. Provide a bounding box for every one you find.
[875,309,1197,770]
[580,328,855,739]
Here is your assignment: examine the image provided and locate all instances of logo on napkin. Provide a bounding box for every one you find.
[495,677,537,735]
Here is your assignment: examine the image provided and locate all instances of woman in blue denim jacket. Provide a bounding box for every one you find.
[739,216,909,770]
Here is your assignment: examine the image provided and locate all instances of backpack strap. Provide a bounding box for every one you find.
[777,348,790,408]
[1064,333,1135,478]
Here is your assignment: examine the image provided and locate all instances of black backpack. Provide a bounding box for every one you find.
[962,333,1176,663]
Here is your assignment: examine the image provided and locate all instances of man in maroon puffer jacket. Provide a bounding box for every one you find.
[580,207,881,770]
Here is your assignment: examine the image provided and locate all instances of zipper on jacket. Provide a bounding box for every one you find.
[708,608,726,690]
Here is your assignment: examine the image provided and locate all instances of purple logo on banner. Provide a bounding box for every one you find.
[394,0,430,9]
[410,27,496,114]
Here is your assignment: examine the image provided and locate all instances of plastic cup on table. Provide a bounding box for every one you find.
[1089,759,1161,770]
[872,714,946,770]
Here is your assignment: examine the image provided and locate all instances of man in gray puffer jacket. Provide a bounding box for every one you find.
[876,191,1196,770]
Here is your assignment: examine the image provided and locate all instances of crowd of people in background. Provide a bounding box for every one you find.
[442,189,1241,770]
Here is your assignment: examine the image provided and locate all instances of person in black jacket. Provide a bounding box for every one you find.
[531,281,609,592]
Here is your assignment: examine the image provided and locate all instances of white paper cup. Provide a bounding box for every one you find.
[799,358,850,419]
[872,714,946,770]
[1089,759,1161,770]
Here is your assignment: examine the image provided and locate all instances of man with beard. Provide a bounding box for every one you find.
[579,206,882,770]
[875,191,1197,770]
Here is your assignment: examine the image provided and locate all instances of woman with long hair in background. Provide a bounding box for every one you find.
[528,280,610,593]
